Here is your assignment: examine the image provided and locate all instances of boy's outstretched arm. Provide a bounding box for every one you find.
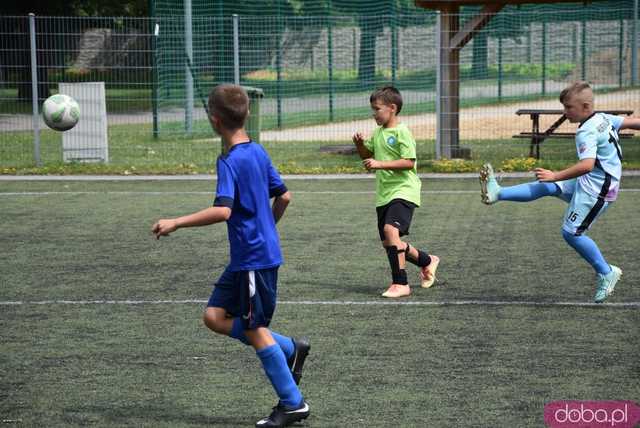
[534,158,595,182]
[352,132,373,159]
[152,206,231,239]
[620,117,640,130]
[272,191,291,224]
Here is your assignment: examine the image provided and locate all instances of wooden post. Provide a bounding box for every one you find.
[438,5,460,159]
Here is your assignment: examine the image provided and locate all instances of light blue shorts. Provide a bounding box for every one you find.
[555,179,611,235]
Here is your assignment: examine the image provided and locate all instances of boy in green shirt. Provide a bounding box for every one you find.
[352,86,440,298]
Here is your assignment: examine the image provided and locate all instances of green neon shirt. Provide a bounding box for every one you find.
[364,123,421,207]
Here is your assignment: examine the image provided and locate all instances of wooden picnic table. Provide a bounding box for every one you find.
[513,109,634,159]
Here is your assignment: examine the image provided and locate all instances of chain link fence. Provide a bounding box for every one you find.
[0,7,638,171]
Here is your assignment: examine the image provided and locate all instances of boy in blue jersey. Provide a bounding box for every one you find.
[479,81,640,302]
[152,84,310,427]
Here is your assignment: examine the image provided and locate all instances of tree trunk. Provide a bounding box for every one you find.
[358,16,377,87]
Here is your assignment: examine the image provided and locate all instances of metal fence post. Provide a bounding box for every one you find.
[619,19,624,88]
[29,13,41,167]
[498,36,503,100]
[542,21,546,96]
[184,0,193,134]
[435,12,441,160]
[633,0,638,85]
[328,14,334,122]
[232,14,239,85]
[581,19,587,81]
[391,2,397,85]
[276,12,283,128]
[151,18,159,139]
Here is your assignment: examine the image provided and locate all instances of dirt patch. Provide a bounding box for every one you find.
[262,89,638,142]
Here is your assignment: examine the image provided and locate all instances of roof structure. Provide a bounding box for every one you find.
[416,0,590,10]
[414,0,604,159]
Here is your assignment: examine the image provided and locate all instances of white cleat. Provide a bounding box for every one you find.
[479,163,501,205]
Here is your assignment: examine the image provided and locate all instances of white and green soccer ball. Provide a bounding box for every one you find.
[42,94,80,131]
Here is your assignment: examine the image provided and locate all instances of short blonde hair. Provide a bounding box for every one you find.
[559,81,592,104]
[208,84,249,130]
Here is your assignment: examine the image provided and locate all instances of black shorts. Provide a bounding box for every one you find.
[376,199,416,241]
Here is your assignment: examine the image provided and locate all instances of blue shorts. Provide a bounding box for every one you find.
[555,179,611,235]
[207,266,279,329]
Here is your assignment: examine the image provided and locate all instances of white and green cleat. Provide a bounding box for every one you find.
[479,163,501,205]
[594,265,622,303]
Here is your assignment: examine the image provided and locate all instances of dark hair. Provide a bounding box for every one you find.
[559,81,591,104]
[370,86,403,114]
[208,84,249,129]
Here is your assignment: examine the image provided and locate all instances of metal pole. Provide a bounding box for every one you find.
[527,24,533,63]
[619,19,624,88]
[233,14,239,85]
[391,2,397,84]
[572,23,578,63]
[328,14,334,121]
[633,0,638,85]
[581,19,586,81]
[276,12,283,128]
[184,0,193,133]
[151,19,159,138]
[29,13,41,167]
[542,21,546,96]
[498,37,503,100]
[435,12,441,160]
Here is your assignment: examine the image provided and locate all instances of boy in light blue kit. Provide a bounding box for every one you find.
[480,81,640,302]
[152,84,310,427]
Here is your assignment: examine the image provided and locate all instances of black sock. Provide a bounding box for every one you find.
[385,246,408,285]
[405,244,432,268]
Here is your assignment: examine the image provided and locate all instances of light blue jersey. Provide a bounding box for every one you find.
[576,112,624,201]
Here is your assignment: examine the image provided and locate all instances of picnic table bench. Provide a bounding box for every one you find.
[513,109,634,159]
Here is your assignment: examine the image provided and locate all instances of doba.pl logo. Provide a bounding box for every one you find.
[544,401,640,427]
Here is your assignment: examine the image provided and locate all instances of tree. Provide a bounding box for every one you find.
[296,0,429,86]
[2,0,148,101]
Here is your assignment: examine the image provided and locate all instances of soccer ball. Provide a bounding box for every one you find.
[42,94,80,131]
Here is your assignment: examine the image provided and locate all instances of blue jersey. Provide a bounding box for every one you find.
[576,112,624,201]
[213,142,288,271]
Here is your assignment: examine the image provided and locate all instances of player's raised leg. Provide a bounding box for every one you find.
[404,243,440,288]
[479,163,502,204]
[480,163,562,204]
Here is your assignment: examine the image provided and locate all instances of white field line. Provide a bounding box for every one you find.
[1,189,640,197]
[2,171,640,181]
[0,299,638,308]
[0,190,473,196]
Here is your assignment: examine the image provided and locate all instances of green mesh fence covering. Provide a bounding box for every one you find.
[149,1,638,142]
[0,2,637,170]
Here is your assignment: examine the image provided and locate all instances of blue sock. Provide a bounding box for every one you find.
[272,332,295,361]
[499,181,560,202]
[256,344,303,408]
[562,229,611,275]
[230,319,294,360]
